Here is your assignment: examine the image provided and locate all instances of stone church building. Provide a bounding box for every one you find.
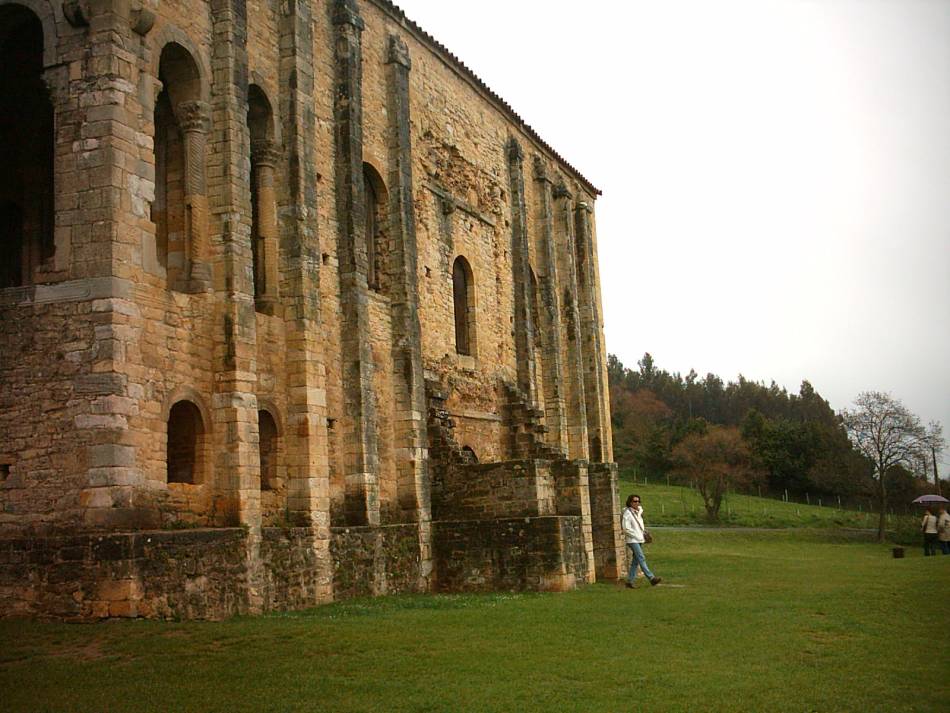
[0,0,623,619]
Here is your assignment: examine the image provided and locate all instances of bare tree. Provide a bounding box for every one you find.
[924,421,945,495]
[842,392,927,542]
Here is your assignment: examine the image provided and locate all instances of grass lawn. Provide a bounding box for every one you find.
[616,473,921,538]
[1,530,948,713]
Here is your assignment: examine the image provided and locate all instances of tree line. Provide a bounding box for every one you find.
[608,353,945,539]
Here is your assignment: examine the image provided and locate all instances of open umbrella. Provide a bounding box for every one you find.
[911,494,949,505]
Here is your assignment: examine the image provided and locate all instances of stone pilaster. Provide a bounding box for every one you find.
[205,0,261,570]
[552,459,596,584]
[386,34,431,587]
[334,0,379,526]
[588,462,624,581]
[251,139,281,313]
[553,181,588,461]
[70,0,153,530]
[574,201,608,462]
[278,0,329,543]
[506,138,538,405]
[587,208,614,462]
[532,157,568,456]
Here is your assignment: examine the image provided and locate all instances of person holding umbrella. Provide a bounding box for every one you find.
[921,507,939,556]
[938,504,950,555]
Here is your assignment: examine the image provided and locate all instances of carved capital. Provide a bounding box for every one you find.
[575,201,593,215]
[333,0,364,30]
[532,155,552,184]
[507,138,524,164]
[131,6,155,36]
[387,34,411,69]
[553,182,573,201]
[62,0,89,27]
[251,140,281,169]
[176,100,211,133]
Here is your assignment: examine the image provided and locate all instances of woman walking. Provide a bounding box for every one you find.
[622,494,661,588]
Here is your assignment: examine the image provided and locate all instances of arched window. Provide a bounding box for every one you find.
[452,256,475,356]
[362,163,387,291]
[258,409,278,491]
[167,400,205,484]
[153,43,203,290]
[0,5,54,288]
[461,445,478,464]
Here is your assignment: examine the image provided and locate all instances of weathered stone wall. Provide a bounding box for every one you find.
[330,523,426,599]
[431,459,556,521]
[0,0,619,619]
[260,527,331,610]
[0,528,250,620]
[433,516,587,593]
[588,462,625,581]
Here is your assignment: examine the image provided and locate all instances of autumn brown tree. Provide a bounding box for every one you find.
[670,425,763,522]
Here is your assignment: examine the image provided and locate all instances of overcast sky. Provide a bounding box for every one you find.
[395,0,950,462]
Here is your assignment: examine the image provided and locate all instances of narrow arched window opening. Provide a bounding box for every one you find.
[452,256,474,356]
[362,163,387,291]
[259,409,278,491]
[0,6,54,288]
[167,400,204,484]
[153,43,203,291]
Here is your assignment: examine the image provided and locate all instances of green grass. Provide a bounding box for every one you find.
[617,473,921,538]
[1,530,948,713]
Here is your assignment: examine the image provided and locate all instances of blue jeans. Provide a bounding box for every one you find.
[627,542,654,582]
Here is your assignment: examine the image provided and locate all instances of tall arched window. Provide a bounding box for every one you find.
[153,42,205,291]
[167,400,205,484]
[362,163,387,291]
[248,85,278,307]
[452,256,475,356]
[258,409,278,491]
[0,5,54,288]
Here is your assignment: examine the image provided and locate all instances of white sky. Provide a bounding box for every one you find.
[394,0,950,462]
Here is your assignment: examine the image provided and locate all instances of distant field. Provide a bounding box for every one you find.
[616,471,922,539]
[1,530,947,713]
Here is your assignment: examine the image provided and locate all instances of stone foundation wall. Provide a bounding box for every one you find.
[431,459,556,521]
[260,527,332,611]
[329,523,426,600]
[0,528,250,620]
[433,516,587,593]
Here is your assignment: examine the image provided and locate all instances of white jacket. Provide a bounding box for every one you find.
[622,506,646,544]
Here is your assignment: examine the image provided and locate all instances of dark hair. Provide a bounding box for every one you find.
[626,494,640,508]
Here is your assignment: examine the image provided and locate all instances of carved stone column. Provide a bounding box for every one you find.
[251,139,281,313]
[533,157,568,456]
[176,100,212,292]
